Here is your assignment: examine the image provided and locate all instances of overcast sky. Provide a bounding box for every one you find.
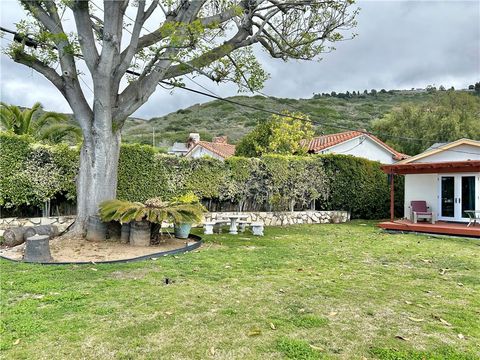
[1,0,479,119]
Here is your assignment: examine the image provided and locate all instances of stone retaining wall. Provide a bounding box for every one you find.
[0,216,75,236]
[0,211,349,237]
[204,211,350,226]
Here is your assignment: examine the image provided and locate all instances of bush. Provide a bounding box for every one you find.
[0,132,399,219]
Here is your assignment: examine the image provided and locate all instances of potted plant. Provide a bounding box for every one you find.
[171,192,206,239]
[99,196,205,245]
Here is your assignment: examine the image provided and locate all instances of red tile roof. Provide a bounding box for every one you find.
[303,131,408,160]
[187,140,236,159]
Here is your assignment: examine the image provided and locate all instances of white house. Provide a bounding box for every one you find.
[303,130,408,164]
[185,136,236,161]
[383,139,480,224]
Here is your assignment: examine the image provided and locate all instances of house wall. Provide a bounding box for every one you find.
[412,144,480,163]
[404,174,438,219]
[318,136,396,164]
[187,146,224,161]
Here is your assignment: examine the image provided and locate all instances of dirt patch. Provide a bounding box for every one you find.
[0,233,198,263]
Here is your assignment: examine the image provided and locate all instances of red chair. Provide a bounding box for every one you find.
[410,201,435,224]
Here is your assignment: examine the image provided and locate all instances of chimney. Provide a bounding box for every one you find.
[187,133,200,149]
[212,136,227,144]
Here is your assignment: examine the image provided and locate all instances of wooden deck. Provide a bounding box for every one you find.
[378,220,480,238]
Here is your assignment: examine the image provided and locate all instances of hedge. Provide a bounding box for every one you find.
[0,133,403,219]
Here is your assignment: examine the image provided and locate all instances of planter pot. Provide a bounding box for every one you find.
[129,221,151,246]
[174,223,192,239]
[86,215,107,242]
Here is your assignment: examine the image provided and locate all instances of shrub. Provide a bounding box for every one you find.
[0,132,399,219]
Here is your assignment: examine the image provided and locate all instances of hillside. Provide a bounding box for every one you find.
[121,90,436,146]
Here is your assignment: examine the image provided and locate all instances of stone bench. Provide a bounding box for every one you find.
[251,222,264,236]
[203,220,230,235]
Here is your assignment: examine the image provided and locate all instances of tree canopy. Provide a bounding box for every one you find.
[372,91,480,155]
[235,111,314,157]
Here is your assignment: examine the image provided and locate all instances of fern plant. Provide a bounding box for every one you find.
[99,197,206,225]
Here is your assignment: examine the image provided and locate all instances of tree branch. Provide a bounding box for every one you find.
[72,0,99,72]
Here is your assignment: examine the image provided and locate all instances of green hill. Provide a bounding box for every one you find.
[121,90,437,146]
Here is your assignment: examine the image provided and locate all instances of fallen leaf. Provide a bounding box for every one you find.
[209,346,215,356]
[434,316,452,326]
[457,282,464,287]
[404,300,413,305]
[279,289,285,293]
[395,335,410,341]
[247,328,262,336]
[13,339,20,345]
[298,308,305,313]
[165,311,173,316]
[408,317,424,322]
[309,344,324,351]
[329,311,338,317]
[458,333,465,339]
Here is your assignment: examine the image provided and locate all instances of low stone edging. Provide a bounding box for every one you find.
[0,216,75,236]
[204,210,350,226]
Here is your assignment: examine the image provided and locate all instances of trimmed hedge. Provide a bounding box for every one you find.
[0,133,402,219]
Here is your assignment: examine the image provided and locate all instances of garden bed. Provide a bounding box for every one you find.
[0,232,201,264]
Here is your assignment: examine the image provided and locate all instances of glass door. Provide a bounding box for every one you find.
[440,176,455,219]
[439,174,479,222]
[461,176,476,221]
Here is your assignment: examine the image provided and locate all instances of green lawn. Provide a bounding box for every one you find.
[1,222,479,359]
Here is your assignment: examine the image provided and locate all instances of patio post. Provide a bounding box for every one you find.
[390,172,394,222]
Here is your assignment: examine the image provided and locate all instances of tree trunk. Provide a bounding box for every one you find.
[73,111,121,235]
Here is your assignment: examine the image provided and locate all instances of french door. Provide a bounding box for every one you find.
[439,174,479,222]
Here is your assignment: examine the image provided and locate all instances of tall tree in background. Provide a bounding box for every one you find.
[5,0,357,233]
[372,91,480,155]
[236,112,314,157]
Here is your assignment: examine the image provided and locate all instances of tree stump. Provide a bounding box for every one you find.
[86,216,107,242]
[129,221,150,246]
[24,234,53,263]
[24,225,59,240]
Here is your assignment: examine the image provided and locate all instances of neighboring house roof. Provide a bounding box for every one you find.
[396,138,480,164]
[303,131,409,161]
[168,142,189,154]
[186,140,236,159]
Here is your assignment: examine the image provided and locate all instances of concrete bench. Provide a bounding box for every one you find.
[251,222,264,236]
[237,220,251,232]
[203,220,230,235]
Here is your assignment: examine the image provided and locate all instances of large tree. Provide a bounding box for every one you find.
[5,0,357,233]
[372,91,480,155]
[236,111,314,157]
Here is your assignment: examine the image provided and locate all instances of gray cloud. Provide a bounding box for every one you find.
[1,0,479,119]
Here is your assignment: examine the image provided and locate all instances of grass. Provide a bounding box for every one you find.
[1,221,479,359]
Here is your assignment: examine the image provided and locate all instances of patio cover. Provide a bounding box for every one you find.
[381,160,480,175]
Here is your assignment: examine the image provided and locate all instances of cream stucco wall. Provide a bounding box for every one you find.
[412,144,480,163]
[187,146,224,161]
[319,136,396,164]
[404,174,439,219]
